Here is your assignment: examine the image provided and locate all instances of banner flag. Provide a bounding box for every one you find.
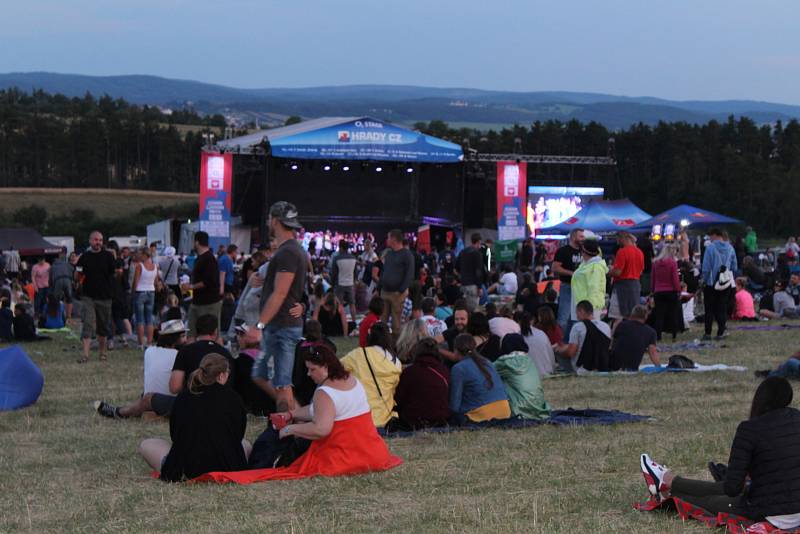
[199,152,233,252]
[496,161,527,241]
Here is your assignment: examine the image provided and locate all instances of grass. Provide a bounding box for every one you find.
[0,188,197,220]
[0,324,796,533]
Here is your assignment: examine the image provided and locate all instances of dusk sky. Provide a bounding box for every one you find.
[4,0,800,104]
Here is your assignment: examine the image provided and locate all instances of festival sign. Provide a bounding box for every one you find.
[496,161,528,241]
[199,152,233,252]
[270,118,463,163]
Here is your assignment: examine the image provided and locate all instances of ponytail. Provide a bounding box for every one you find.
[188,353,230,394]
[453,333,494,389]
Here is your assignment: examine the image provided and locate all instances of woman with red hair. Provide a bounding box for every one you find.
[195,344,402,484]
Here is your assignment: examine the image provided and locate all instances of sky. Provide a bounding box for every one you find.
[3,0,800,104]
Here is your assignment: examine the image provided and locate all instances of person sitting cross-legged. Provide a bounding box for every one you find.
[493,333,551,420]
[449,333,511,424]
[554,300,611,373]
[392,338,451,431]
[638,377,800,529]
[609,305,660,372]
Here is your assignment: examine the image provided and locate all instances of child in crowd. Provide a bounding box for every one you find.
[732,277,756,321]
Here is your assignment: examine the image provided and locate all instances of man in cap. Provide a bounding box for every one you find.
[251,201,308,411]
[157,246,181,299]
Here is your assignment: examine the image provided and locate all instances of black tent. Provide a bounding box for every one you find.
[0,228,64,256]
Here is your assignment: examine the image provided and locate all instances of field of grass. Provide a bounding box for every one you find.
[0,188,197,220]
[0,323,796,533]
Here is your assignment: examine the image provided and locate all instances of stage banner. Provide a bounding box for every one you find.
[199,152,233,252]
[496,161,527,241]
[493,240,518,264]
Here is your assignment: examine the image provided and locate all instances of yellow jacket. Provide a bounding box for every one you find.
[341,346,402,427]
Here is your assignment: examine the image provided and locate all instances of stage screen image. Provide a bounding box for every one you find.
[527,185,604,235]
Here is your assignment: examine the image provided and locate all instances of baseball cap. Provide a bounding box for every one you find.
[269,201,302,229]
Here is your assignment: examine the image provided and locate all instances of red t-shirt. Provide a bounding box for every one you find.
[358,312,380,347]
[613,245,644,282]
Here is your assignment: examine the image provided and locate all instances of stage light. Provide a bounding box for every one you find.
[375,166,383,172]
[406,167,414,173]
[290,163,299,171]
[323,165,331,171]
[680,218,690,227]
[342,165,350,171]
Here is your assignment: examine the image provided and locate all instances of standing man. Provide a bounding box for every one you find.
[701,227,738,341]
[157,246,181,300]
[218,244,237,296]
[331,240,358,324]
[609,232,645,328]
[31,256,51,319]
[551,228,585,340]
[378,229,415,331]
[75,231,115,363]
[49,250,74,320]
[181,231,221,339]
[4,247,20,280]
[455,233,486,312]
[744,226,758,257]
[252,201,307,412]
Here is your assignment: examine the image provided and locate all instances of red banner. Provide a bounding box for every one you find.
[496,161,527,241]
[199,152,233,250]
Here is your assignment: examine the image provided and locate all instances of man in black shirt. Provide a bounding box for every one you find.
[609,305,661,371]
[182,231,221,339]
[551,228,585,342]
[252,201,308,411]
[455,233,486,312]
[76,231,116,363]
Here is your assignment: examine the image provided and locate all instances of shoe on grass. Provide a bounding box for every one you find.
[640,454,669,501]
[701,334,712,342]
[94,400,121,419]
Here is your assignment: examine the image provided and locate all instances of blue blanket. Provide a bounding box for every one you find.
[379,409,651,438]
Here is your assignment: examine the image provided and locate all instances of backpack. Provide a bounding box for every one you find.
[668,354,696,369]
[714,265,734,291]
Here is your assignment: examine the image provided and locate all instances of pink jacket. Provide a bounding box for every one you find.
[651,257,680,293]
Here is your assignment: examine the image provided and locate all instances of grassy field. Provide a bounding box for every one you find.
[0,323,796,533]
[0,188,197,220]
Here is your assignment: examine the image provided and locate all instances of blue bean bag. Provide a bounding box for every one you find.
[0,345,44,410]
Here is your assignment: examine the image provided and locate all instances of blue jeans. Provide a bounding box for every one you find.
[253,324,303,388]
[557,283,572,342]
[770,358,800,379]
[134,291,155,326]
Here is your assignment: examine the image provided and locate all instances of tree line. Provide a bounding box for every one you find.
[1,88,798,236]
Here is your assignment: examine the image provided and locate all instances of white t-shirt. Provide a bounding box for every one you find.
[421,315,447,338]
[524,328,555,376]
[143,346,178,395]
[489,316,521,339]
[499,272,518,294]
[568,320,611,369]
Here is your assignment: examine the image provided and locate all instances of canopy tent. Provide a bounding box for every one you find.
[0,228,64,256]
[544,199,651,234]
[216,117,464,163]
[630,204,743,230]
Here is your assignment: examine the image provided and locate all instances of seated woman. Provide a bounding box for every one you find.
[393,338,450,430]
[732,277,757,321]
[639,377,800,529]
[517,311,555,376]
[206,344,402,483]
[138,354,251,482]
[341,322,401,428]
[396,318,431,363]
[42,294,66,329]
[493,334,551,420]
[449,333,511,424]
[313,290,348,337]
[467,312,502,362]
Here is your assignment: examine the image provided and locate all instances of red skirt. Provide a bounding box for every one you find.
[193,412,402,484]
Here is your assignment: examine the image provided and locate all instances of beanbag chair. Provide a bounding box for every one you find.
[0,345,44,410]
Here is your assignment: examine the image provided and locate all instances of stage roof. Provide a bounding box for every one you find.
[215,117,464,163]
[545,199,651,234]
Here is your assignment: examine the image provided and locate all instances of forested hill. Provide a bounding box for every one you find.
[2,72,800,129]
[1,88,799,235]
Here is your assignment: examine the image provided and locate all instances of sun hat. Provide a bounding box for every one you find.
[160,319,186,335]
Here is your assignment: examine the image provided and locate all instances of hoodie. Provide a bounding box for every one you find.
[493,351,551,420]
[702,240,738,287]
[571,256,609,320]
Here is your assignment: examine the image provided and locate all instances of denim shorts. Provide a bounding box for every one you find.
[252,324,303,388]
[134,291,155,326]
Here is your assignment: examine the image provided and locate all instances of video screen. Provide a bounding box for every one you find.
[527,185,604,236]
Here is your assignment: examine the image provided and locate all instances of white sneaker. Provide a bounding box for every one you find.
[640,454,669,501]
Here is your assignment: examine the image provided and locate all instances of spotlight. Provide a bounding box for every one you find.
[406,167,414,173]
[342,165,350,171]
[375,166,383,172]
[290,163,299,171]
[323,165,331,171]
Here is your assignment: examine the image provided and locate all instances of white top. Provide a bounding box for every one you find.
[499,271,518,294]
[524,328,555,376]
[136,263,157,292]
[310,380,371,421]
[489,316,521,339]
[421,315,447,338]
[143,346,178,395]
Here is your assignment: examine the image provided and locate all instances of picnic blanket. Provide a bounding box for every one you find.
[635,496,800,534]
[657,340,720,352]
[378,409,651,438]
[639,363,748,374]
[731,323,800,332]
